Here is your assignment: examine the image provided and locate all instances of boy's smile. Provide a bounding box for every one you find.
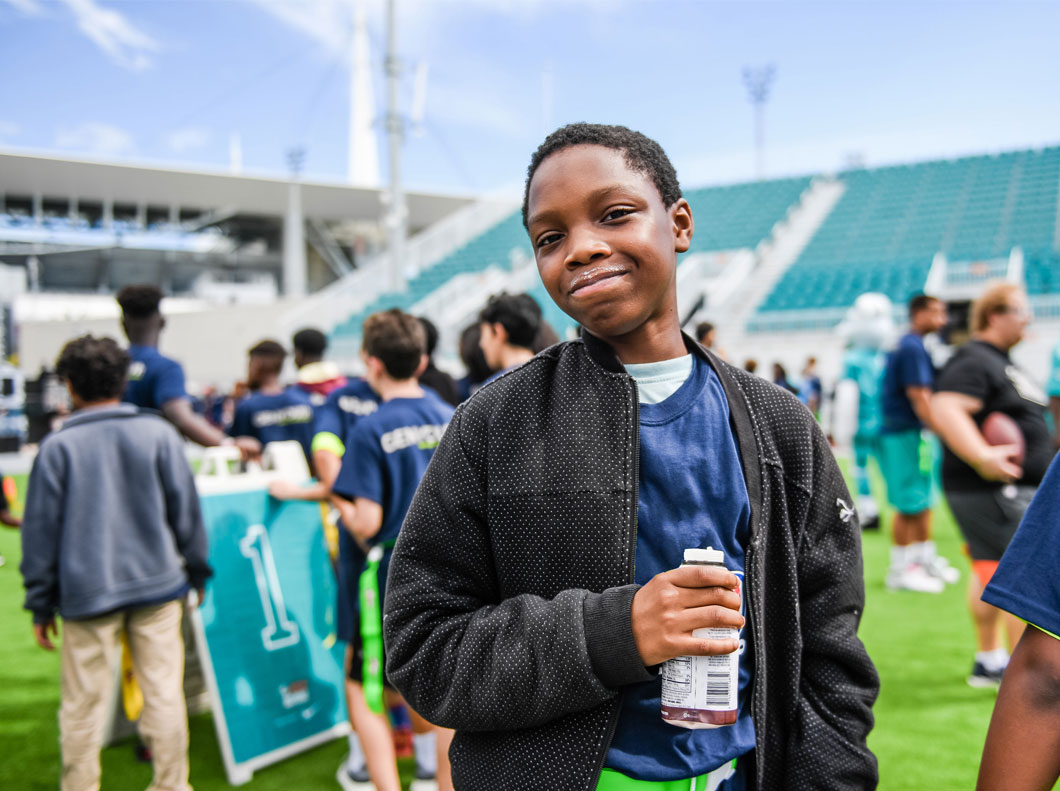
[526,144,693,362]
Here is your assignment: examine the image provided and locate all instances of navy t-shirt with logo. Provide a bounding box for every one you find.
[606,355,755,783]
[124,345,187,410]
[227,388,315,463]
[313,378,380,448]
[332,394,454,546]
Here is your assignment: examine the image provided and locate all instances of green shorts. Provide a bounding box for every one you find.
[596,760,737,791]
[879,429,933,515]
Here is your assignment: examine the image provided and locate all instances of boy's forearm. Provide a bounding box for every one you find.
[978,627,1060,791]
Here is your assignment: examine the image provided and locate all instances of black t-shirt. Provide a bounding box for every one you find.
[935,340,1053,491]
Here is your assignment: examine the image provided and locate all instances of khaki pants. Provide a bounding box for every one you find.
[60,599,190,791]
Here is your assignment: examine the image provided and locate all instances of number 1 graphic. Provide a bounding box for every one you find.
[240,524,300,650]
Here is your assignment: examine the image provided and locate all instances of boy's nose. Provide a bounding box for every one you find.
[563,228,611,267]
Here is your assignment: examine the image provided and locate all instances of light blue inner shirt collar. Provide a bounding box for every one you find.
[623,354,694,405]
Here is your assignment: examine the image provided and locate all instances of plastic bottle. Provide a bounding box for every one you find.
[660,547,740,729]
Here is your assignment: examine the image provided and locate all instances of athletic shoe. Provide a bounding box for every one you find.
[860,514,880,531]
[335,756,372,790]
[967,661,1005,688]
[885,564,944,593]
[925,556,960,584]
[409,780,439,791]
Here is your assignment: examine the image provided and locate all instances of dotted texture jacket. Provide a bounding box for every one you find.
[384,332,879,791]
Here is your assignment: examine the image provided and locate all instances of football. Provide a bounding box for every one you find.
[981,411,1025,466]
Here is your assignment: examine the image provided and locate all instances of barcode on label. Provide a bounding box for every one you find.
[705,672,731,706]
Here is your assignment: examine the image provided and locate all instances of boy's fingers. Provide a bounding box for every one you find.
[679,605,745,632]
[673,636,741,657]
[676,586,742,612]
[666,564,740,590]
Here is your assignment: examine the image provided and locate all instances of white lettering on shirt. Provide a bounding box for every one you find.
[338,396,378,416]
[380,424,447,454]
[251,404,314,428]
[127,361,146,381]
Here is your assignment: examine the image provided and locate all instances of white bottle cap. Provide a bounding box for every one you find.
[684,547,724,564]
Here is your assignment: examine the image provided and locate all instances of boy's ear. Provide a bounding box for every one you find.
[670,198,693,254]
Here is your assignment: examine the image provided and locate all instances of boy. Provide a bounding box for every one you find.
[116,284,259,460]
[228,340,315,469]
[330,309,455,791]
[477,292,542,382]
[20,335,209,791]
[291,327,348,405]
[384,124,878,791]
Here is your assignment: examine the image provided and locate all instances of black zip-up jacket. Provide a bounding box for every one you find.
[384,332,879,791]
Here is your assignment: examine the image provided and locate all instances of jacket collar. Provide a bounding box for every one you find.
[61,402,142,430]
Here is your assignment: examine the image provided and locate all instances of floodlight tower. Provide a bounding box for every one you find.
[283,146,308,298]
[742,65,775,181]
[383,0,407,292]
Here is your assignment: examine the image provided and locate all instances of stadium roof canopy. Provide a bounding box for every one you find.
[0,149,472,228]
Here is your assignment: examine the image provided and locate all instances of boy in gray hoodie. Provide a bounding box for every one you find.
[20,335,209,791]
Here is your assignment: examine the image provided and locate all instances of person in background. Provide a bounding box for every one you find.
[744,358,758,375]
[228,340,315,470]
[291,328,347,406]
[416,316,461,407]
[532,319,561,352]
[878,294,957,593]
[799,356,823,416]
[976,454,1060,789]
[696,321,728,360]
[20,335,209,791]
[932,283,1053,686]
[456,324,492,401]
[1047,337,1060,447]
[1,474,21,568]
[478,292,542,383]
[771,362,797,394]
[331,309,455,791]
[116,284,259,460]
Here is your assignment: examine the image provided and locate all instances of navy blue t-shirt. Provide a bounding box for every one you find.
[881,332,934,433]
[606,355,755,782]
[228,388,315,463]
[124,345,187,410]
[332,394,454,546]
[313,378,380,449]
[983,454,1060,637]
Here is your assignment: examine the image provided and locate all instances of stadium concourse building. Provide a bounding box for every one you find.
[0,149,473,383]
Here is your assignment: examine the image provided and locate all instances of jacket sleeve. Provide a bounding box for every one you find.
[20,444,66,623]
[383,403,649,732]
[793,422,880,788]
[158,427,212,589]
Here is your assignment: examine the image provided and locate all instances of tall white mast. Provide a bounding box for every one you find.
[348,1,380,187]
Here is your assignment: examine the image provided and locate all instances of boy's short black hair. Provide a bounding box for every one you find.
[695,321,715,342]
[292,328,327,356]
[908,293,940,318]
[56,335,130,403]
[418,316,440,357]
[522,123,683,228]
[362,309,426,380]
[478,292,542,350]
[116,284,163,318]
[249,339,287,360]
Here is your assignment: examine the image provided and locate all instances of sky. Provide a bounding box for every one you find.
[1,0,1059,197]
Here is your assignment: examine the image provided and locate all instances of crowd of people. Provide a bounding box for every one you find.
[9,123,1060,791]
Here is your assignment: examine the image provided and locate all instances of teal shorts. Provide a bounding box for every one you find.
[879,429,933,515]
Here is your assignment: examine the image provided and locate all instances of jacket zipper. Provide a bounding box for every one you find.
[587,374,641,791]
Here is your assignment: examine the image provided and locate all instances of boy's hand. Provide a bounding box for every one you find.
[234,436,262,462]
[268,480,300,500]
[631,565,743,667]
[33,619,59,651]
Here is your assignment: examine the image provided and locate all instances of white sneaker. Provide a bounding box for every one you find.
[886,564,945,593]
[335,755,373,791]
[925,556,960,584]
[409,781,439,791]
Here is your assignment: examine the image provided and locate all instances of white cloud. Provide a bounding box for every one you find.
[0,121,20,141]
[58,0,159,71]
[165,126,211,153]
[55,122,135,157]
[2,0,43,13]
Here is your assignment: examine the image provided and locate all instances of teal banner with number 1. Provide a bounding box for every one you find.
[194,484,348,785]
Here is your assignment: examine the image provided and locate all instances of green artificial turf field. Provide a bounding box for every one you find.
[0,465,1045,790]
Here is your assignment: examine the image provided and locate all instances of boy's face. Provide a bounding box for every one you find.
[527,145,692,345]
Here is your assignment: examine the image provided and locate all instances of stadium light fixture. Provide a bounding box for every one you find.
[742,64,775,181]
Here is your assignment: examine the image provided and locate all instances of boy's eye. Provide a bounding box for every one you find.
[603,207,634,221]
[535,233,562,249]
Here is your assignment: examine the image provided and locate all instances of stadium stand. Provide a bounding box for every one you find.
[750,146,1060,331]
